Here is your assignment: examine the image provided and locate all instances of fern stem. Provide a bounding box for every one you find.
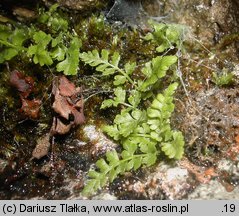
[119,102,134,108]
[133,133,154,139]
[102,60,135,85]
[116,68,135,85]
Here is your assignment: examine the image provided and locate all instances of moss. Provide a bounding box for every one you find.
[217,33,239,50]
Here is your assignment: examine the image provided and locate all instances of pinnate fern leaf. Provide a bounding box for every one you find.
[82,149,145,196]
[106,109,146,138]
[56,37,81,75]
[144,21,186,53]
[83,140,159,195]
[27,31,53,66]
[83,82,184,195]
[147,83,184,159]
[0,25,28,63]
[100,87,126,109]
[147,82,178,130]
[140,56,178,92]
[162,131,184,160]
[81,27,184,195]
[80,49,120,75]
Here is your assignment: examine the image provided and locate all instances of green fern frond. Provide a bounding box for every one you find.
[83,53,184,195]
[140,56,178,92]
[80,49,135,84]
[147,83,184,159]
[82,145,157,196]
[27,31,53,66]
[144,21,187,53]
[56,36,81,75]
[80,49,120,75]
[161,131,184,160]
[78,22,185,195]
[113,62,136,85]
[0,25,29,63]
[100,87,126,109]
[103,109,146,139]
[38,4,69,33]
[147,83,177,127]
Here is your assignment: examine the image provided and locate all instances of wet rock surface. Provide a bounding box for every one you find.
[176,88,239,158]
[106,0,148,26]
[143,0,239,46]
[139,164,192,200]
[42,0,107,11]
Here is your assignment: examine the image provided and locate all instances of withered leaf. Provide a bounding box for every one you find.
[58,76,76,97]
[72,97,85,125]
[51,76,85,135]
[32,133,51,159]
[20,96,41,119]
[51,117,72,135]
[10,70,34,98]
[52,92,72,120]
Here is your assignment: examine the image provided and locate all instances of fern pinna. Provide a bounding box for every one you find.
[80,49,184,195]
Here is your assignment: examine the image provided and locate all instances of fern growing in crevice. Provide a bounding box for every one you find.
[144,21,187,53]
[0,3,185,197]
[80,48,184,196]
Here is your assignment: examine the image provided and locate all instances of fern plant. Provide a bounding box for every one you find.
[38,3,68,33]
[0,24,28,63]
[80,49,135,85]
[80,48,184,196]
[139,55,178,92]
[0,4,81,75]
[144,21,187,53]
[0,5,185,196]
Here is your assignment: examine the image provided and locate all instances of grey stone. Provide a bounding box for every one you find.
[188,180,239,199]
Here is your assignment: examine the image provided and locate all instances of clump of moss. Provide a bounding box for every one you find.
[212,68,235,87]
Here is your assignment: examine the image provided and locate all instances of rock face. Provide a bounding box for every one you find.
[4,0,238,42]
[143,0,239,46]
[104,0,238,46]
[0,0,107,13]
[188,180,239,200]
[106,0,145,25]
[43,0,105,11]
